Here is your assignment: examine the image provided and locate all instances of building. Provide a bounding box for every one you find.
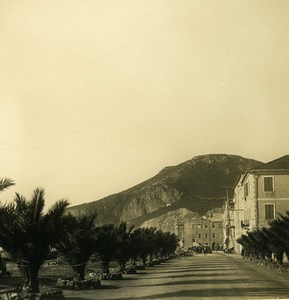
[232,175,247,254]
[232,155,289,254]
[177,208,224,250]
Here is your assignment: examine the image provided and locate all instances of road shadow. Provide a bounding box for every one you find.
[133,277,255,288]
[115,287,289,299]
[142,272,240,280]
[101,285,121,289]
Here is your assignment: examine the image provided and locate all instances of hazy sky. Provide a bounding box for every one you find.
[1,0,289,207]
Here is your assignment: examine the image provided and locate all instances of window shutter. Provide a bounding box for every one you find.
[264,177,273,192]
[265,204,274,219]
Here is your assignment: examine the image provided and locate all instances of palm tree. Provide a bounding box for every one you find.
[55,213,98,281]
[128,228,146,267]
[137,227,156,267]
[0,188,69,293]
[263,227,283,263]
[0,178,15,192]
[158,231,179,258]
[95,224,119,274]
[266,213,289,262]
[114,222,134,273]
[236,234,255,258]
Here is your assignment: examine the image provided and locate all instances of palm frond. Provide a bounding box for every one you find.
[0,178,15,192]
[30,187,45,223]
[47,199,70,218]
[14,193,27,210]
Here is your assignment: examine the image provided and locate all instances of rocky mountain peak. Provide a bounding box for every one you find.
[68,154,262,226]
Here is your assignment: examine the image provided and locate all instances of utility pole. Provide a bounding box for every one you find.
[226,188,230,247]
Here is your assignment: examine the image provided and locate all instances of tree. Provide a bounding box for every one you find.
[236,234,256,258]
[0,188,69,293]
[114,222,134,273]
[95,224,119,274]
[237,229,272,260]
[128,228,146,267]
[55,213,98,281]
[137,227,157,267]
[158,231,179,258]
[266,212,289,262]
[0,178,15,192]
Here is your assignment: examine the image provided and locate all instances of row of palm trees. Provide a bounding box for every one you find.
[236,212,289,264]
[0,180,179,294]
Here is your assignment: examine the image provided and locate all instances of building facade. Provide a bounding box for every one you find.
[177,208,224,250]
[232,155,289,254]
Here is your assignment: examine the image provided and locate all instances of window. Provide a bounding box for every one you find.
[212,223,215,228]
[177,225,184,238]
[212,233,215,238]
[244,182,249,197]
[264,177,274,192]
[198,234,202,238]
[205,233,208,238]
[192,238,196,242]
[205,223,208,228]
[265,204,275,219]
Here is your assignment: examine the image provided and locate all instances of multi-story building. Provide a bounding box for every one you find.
[178,208,224,250]
[232,155,289,254]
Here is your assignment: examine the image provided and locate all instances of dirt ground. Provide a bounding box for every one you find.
[2,253,289,299]
[62,253,289,300]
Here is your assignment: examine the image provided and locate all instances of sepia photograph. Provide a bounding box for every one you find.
[1,0,289,299]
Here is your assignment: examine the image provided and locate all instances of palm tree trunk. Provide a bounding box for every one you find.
[102,260,110,274]
[275,251,284,264]
[72,264,86,281]
[118,260,126,273]
[131,257,137,267]
[141,257,146,267]
[17,264,40,293]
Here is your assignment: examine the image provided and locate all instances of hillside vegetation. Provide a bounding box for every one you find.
[68,154,262,226]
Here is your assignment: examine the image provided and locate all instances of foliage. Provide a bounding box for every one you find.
[237,210,289,264]
[0,187,69,293]
[114,222,134,273]
[95,224,119,274]
[55,212,98,281]
[0,178,15,192]
[128,227,178,267]
[95,223,179,273]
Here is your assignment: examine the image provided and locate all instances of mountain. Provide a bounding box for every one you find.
[68,154,262,226]
[140,208,199,233]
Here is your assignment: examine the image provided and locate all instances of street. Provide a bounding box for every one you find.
[64,253,289,300]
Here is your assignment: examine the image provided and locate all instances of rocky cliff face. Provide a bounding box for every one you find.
[120,184,182,221]
[68,154,263,225]
[140,208,199,232]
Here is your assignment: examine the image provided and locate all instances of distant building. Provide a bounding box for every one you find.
[177,208,224,250]
[232,155,289,254]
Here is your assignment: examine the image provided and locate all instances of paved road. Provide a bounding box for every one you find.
[64,253,289,300]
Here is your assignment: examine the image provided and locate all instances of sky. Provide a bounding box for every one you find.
[1,0,289,207]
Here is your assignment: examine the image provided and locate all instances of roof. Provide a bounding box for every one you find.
[237,155,289,186]
[250,155,289,172]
